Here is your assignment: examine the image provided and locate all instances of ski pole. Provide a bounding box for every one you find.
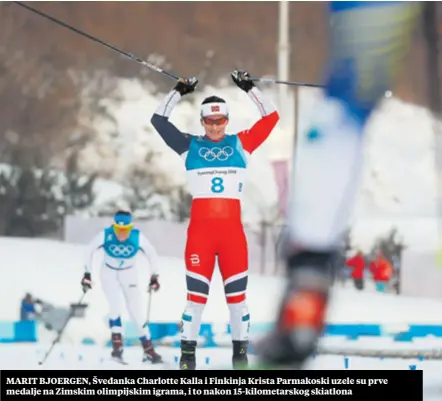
[248,76,324,88]
[38,292,87,365]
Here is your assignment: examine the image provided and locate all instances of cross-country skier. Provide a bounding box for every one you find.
[151,70,279,370]
[80,210,162,364]
[256,1,421,369]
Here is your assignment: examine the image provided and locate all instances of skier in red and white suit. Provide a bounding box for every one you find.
[151,70,279,369]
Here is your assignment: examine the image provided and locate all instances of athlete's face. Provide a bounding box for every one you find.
[114,228,131,242]
[201,114,229,141]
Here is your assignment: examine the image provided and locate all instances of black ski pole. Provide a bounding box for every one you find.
[38,292,87,365]
[248,76,324,88]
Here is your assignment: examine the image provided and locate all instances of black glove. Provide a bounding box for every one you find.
[174,77,198,96]
[148,274,160,292]
[231,69,255,92]
[81,272,92,293]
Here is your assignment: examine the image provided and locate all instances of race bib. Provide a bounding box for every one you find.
[187,167,246,199]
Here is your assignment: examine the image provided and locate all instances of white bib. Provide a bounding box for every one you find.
[187,167,246,199]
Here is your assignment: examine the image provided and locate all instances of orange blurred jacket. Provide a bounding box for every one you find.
[369,256,394,282]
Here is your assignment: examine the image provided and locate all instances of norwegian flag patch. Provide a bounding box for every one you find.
[211,105,220,112]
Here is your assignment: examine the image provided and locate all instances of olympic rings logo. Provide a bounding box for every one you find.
[198,146,234,161]
[109,244,135,257]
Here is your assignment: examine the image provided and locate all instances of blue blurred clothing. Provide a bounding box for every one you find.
[20,300,36,320]
[375,282,387,293]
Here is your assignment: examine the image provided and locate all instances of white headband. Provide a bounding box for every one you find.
[200,102,229,118]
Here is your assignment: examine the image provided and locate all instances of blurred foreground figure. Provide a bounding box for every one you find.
[81,210,162,365]
[151,70,279,370]
[257,1,421,369]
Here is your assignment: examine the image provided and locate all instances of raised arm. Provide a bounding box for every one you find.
[150,77,198,156]
[237,86,280,154]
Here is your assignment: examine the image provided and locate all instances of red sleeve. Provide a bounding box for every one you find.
[238,111,279,154]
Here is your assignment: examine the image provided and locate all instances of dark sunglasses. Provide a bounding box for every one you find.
[202,116,229,125]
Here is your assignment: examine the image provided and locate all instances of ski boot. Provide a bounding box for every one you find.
[110,333,124,363]
[179,340,197,370]
[232,340,249,370]
[141,339,163,364]
[256,251,333,369]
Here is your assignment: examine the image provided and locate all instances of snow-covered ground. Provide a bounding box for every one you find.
[3,237,442,326]
[0,344,440,400]
[1,342,440,372]
[1,237,441,398]
[2,237,442,347]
